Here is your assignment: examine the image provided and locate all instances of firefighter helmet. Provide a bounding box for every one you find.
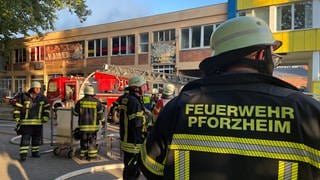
[163,83,175,96]
[84,86,95,95]
[31,81,41,88]
[210,16,282,57]
[152,88,159,94]
[129,75,146,87]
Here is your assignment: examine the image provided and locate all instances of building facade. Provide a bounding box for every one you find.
[1,0,320,97]
[230,0,320,94]
[0,3,227,96]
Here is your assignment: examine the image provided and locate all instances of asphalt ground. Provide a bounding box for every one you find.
[0,103,146,180]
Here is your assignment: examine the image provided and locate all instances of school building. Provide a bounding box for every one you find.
[0,0,319,96]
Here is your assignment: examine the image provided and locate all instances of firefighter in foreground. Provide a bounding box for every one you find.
[73,85,104,160]
[139,16,320,179]
[152,83,175,121]
[118,75,150,179]
[13,81,50,161]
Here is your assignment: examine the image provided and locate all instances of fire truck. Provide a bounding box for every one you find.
[47,64,199,121]
[47,70,128,110]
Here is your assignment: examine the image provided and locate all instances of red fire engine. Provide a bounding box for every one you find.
[47,71,128,110]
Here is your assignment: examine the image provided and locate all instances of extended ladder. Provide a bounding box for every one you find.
[100,64,199,85]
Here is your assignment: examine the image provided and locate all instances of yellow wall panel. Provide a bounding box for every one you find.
[292,31,305,51]
[317,29,320,50]
[237,0,303,10]
[274,29,320,53]
[273,32,288,53]
[304,30,316,51]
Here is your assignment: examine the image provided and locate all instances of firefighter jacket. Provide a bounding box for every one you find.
[13,92,50,125]
[139,72,320,180]
[118,91,150,154]
[74,95,104,132]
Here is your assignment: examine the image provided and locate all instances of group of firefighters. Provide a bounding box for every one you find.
[10,16,320,180]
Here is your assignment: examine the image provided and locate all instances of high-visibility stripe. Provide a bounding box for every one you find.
[20,119,42,125]
[120,141,142,153]
[169,134,320,169]
[174,150,190,180]
[38,101,44,119]
[140,141,164,176]
[20,146,29,154]
[24,101,30,119]
[79,125,99,131]
[15,103,23,107]
[31,146,39,152]
[278,161,298,180]
[118,104,129,141]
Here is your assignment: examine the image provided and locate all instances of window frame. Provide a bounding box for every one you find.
[112,35,135,55]
[87,38,108,58]
[14,48,27,63]
[276,1,312,31]
[180,24,219,50]
[153,29,175,43]
[139,32,149,53]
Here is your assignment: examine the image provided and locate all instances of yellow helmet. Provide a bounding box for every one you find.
[129,75,146,87]
[84,86,95,95]
[163,83,175,96]
[210,16,281,57]
[31,81,41,88]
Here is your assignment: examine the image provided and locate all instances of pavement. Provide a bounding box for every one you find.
[0,103,146,180]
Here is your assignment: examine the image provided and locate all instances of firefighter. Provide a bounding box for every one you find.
[117,75,150,180]
[73,85,104,160]
[150,88,160,111]
[139,16,320,179]
[152,83,175,121]
[13,81,50,161]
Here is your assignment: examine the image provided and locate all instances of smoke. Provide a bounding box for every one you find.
[54,0,152,31]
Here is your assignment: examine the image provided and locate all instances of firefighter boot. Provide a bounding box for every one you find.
[32,151,40,158]
[20,154,27,161]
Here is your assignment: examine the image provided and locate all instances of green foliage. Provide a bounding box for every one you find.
[0,0,91,43]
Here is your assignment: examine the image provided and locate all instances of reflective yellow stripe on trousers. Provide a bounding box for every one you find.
[169,134,320,180]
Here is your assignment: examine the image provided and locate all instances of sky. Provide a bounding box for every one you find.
[54,0,228,31]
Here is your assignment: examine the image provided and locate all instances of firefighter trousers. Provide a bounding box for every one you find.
[123,152,141,180]
[80,132,97,159]
[19,125,42,158]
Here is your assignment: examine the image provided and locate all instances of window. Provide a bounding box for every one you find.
[181,24,218,49]
[15,48,26,63]
[238,7,269,25]
[15,77,26,93]
[30,46,45,62]
[87,38,108,57]
[153,29,175,42]
[277,1,312,31]
[112,35,135,55]
[0,78,11,92]
[153,65,175,74]
[139,33,149,53]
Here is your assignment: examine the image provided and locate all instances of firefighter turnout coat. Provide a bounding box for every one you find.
[13,92,50,127]
[118,91,149,154]
[74,95,104,132]
[139,73,320,180]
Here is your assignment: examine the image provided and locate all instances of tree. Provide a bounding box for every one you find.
[0,0,91,41]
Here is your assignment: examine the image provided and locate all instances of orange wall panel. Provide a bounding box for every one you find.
[138,54,148,65]
[111,55,135,65]
[179,49,211,62]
